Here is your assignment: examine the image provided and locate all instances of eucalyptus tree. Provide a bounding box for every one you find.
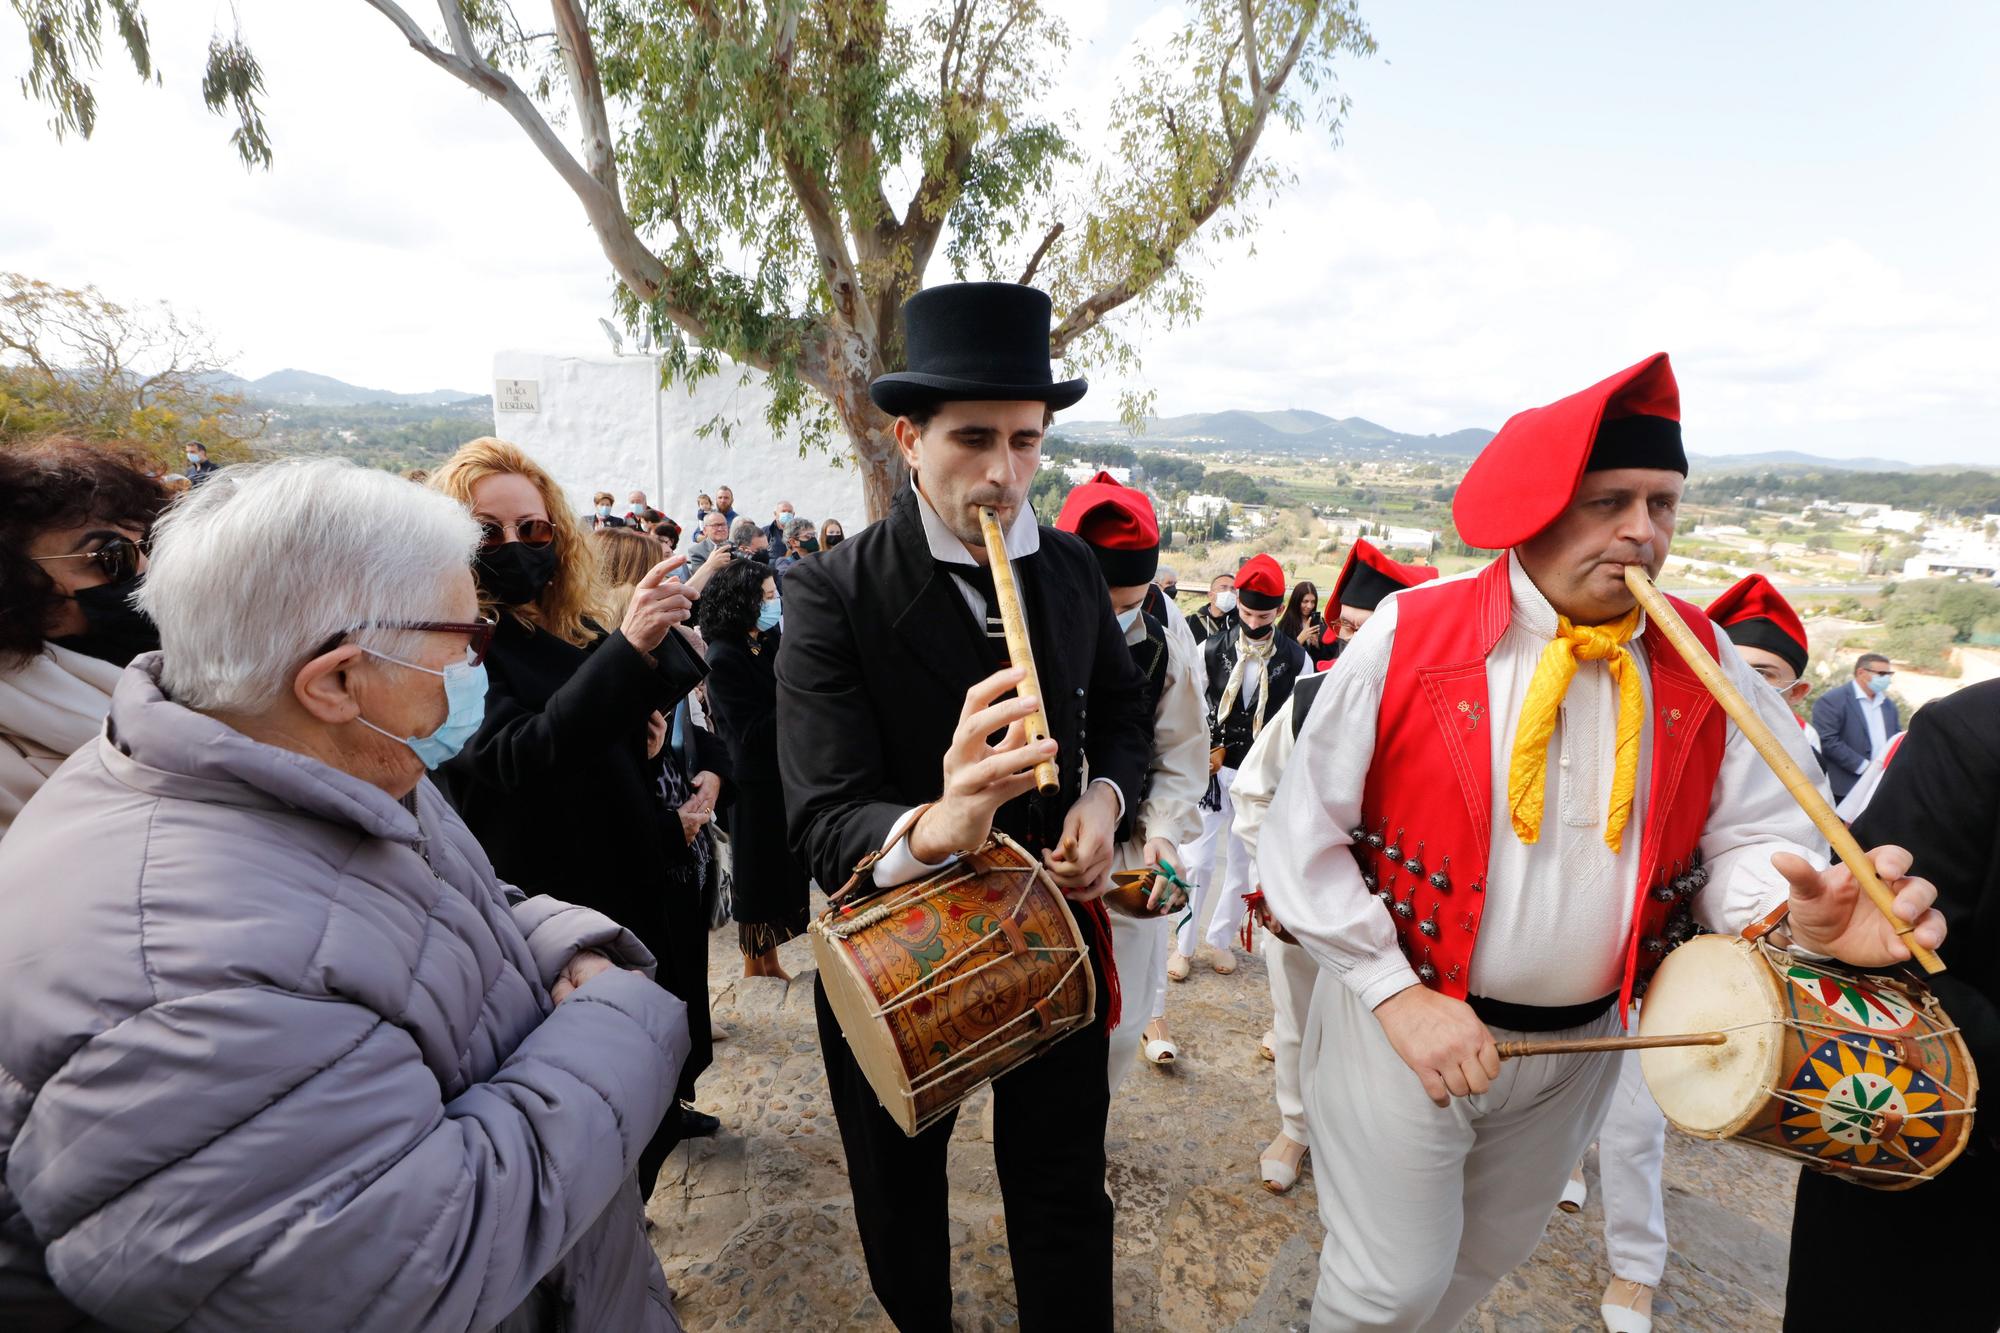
[13,0,1373,517]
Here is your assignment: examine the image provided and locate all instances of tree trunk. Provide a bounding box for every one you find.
[828,369,908,523]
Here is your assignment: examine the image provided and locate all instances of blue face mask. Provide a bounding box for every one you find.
[1116,606,1142,632]
[757,597,783,633]
[1867,674,1891,697]
[356,649,490,769]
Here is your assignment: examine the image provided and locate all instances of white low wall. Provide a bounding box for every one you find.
[491,349,867,534]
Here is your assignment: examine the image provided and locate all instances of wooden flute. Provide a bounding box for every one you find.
[1623,565,1943,974]
[978,506,1060,795]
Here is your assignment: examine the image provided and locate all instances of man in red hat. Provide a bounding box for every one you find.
[1230,538,1436,1195]
[1056,472,1209,1082]
[1258,353,1945,1330]
[1175,552,1308,979]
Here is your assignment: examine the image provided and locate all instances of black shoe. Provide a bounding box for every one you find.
[675,1102,722,1138]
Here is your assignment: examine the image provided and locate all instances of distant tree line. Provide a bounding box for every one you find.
[1688,469,2000,518]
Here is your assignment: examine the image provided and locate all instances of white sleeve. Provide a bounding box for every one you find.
[1136,627,1211,852]
[1692,632,1829,936]
[872,806,955,888]
[1228,696,1295,869]
[1257,602,1418,1010]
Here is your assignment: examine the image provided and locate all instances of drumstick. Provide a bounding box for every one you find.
[1497,1032,1727,1059]
[979,506,1059,795]
[1623,566,1944,975]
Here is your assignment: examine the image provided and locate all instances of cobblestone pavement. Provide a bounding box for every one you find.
[650,923,1796,1331]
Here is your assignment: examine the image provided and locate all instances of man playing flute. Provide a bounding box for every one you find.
[775,281,1153,1331]
[1257,352,1947,1331]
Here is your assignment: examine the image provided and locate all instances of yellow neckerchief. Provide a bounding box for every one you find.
[1507,606,1645,853]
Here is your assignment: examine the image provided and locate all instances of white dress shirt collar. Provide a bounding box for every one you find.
[912,476,1040,566]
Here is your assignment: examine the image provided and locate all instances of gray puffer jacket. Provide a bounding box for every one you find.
[0,658,688,1331]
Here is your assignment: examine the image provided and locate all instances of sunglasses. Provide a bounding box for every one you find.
[31,535,146,587]
[477,518,556,550]
[311,617,498,666]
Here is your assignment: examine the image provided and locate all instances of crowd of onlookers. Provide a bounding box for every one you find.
[0,436,848,1331]
[573,480,848,586]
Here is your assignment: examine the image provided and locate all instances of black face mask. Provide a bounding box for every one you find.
[799,537,820,555]
[51,576,161,668]
[823,532,843,549]
[476,541,559,606]
[1242,620,1274,640]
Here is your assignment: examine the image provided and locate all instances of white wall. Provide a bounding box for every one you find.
[490,349,868,532]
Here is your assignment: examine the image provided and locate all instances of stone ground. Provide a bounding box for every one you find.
[649,920,1797,1331]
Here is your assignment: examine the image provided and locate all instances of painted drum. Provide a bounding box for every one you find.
[1640,933,1977,1190]
[811,832,1096,1136]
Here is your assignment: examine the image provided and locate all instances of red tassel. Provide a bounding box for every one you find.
[1081,898,1121,1031]
[1240,890,1267,953]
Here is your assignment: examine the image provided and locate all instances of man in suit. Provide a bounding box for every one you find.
[1812,651,1901,801]
[775,281,1152,1332]
[1785,678,1999,1332]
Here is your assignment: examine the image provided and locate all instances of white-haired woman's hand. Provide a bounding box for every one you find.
[622,554,693,653]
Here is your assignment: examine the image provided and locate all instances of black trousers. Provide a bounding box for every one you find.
[814,951,1115,1333]
[1784,1145,2000,1331]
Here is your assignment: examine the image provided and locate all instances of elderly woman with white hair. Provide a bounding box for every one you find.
[0,458,690,1332]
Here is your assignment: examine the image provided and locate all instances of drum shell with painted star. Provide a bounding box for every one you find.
[1640,933,1976,1190]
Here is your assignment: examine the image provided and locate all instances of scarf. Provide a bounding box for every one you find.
[1507,606,1646,853]
[1215,629,1277,740]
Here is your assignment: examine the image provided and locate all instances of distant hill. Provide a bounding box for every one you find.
[1060,408,1496,459]
[1686,450,1914,474]
[1061,407,1971,473]
[210,368,488,408]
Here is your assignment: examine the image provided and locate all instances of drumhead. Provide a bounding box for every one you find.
[1639,934,1783,1138]
[810,923,922,1135]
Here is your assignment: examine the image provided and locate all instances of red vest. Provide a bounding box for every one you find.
[1353,557,1728,1011]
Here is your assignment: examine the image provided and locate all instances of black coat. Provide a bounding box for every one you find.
[1186,604,1234,645]
[437,614,713,1082]
[705,629,810,926]
[1203,624,1308,769]
[1849,679,2000,1148]
[774,486,1154,894]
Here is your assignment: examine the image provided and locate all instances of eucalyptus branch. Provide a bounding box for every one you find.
[1018,221,1064,285]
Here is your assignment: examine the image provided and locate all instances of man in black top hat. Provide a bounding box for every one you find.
[775,281,1153,1331]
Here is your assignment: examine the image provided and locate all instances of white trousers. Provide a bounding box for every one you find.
[1105,838,1177,1093]
[1105,910,1173,1095]
[1302,978,1625,1331]
[1597,1047,1669,1286]
[1182,767,1250,954]
[1266,933,1318,1143]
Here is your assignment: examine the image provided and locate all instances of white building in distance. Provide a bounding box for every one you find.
[491,350,867,530]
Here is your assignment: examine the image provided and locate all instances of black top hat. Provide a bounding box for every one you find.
[869,282,1089,418]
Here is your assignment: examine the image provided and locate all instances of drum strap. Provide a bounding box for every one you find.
[831,801,939,907]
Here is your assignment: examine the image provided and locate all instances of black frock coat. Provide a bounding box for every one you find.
[774,485,1154,896]
[704,629,809,927]
[1784,679,2000,1331]
[438,614,714,1085]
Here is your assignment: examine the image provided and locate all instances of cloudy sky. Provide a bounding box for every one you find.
[4,2,1995,463]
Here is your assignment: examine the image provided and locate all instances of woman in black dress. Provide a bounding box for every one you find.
[699,559,810,979]
[429,438,719,1189]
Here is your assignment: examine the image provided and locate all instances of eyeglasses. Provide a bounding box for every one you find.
[30,535,146,587]
[311,616,498,665]
[477,518,555,550]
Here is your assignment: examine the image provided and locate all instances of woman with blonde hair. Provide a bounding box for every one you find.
[431,438,721,1191]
